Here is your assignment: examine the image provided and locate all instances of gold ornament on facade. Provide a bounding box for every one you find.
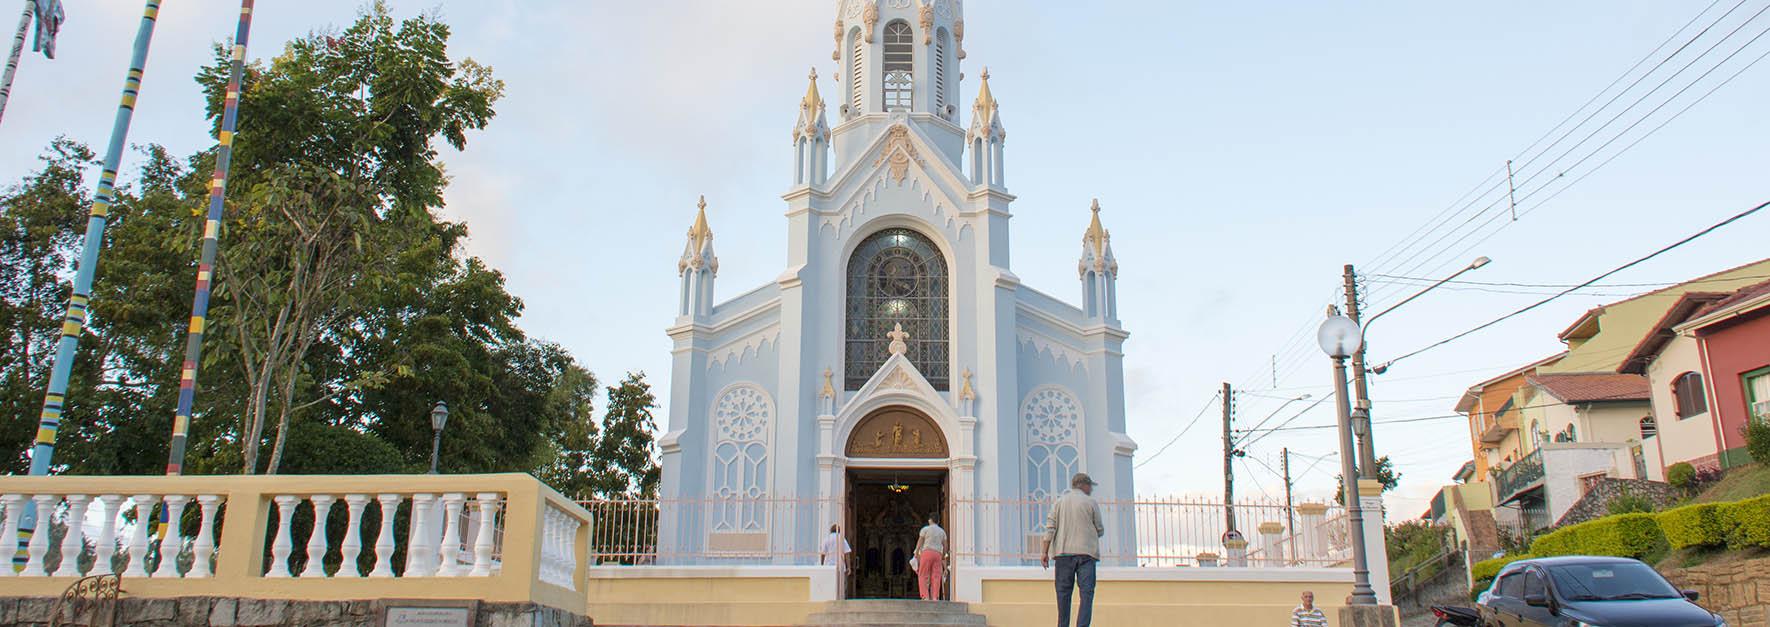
[863,3,879,42]
[875,125,923,184]
[821,367,836,400]
[846,408,947,458]
[833,19,843,60]
[920,5,933,44]
[959,368,975,401]
[954,19,966,59]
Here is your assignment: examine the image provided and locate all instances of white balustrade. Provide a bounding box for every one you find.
[371,494,399,577]
[93,495,124,576]
[22,495,54,576]
[123,495,155,577]
[470,493,500,576]
[407,493,437,577]
[539,503,581,589]
[0,484,527,583]
[339,495,368,577]
[268,495,298,577]
[300,495,336,578]
[190,495,221,578]
[152,495,189,578]
[437,493,466,576]
[0,494,23,577]
[58,494,90,576]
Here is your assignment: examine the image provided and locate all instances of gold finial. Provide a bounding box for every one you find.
[821,367,835,399]
[959,368,975,401]
[887,323,910,356]
[802,66,824,112]
[1084,198,1108,256]
[688,195,713,250]
[973,68,999,129]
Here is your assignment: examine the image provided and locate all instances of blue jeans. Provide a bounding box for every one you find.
[1054,554,1097,627]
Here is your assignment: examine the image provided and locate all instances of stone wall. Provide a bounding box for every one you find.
[1552,477,1681,527]
[1661,556,1770,627]
[0,596,593,627]
[1391,552,1469,624]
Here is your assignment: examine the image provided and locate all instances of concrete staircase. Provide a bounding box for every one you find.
[799,599,989,627]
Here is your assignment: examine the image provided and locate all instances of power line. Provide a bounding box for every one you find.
[1234,395,1332,450]
[1135,392,1221,469]
[1363,2,1770,308]
[1365,272,1770,290]
[1242,389,1677,435]
[1380,199,1770,369]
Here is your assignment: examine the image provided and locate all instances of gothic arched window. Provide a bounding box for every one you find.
[845,228,948,390]
[711,384,772,532]
[882,21,914,110]
[1022,387,1083,533]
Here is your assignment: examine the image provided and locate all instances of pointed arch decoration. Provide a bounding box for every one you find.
[711,383,772,533]
[845,228,949,390]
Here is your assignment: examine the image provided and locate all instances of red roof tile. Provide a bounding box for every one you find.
[1528,372,1651,404]
[1692,278,1770,318]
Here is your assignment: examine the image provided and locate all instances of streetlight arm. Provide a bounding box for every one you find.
[1362,256,1490,334]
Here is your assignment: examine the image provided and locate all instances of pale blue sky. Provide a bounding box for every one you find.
[4,1,1767,517]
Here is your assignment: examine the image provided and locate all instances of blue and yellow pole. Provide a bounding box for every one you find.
[28,0,163,476]
[166,0,252,476]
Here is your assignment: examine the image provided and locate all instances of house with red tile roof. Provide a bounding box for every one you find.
[1621,279,1770,473]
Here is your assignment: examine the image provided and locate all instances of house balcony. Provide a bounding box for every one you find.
[1478,411,1519,445]
[1494,449,1544,505]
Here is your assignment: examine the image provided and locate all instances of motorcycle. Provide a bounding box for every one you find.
[1430,605,1480,626]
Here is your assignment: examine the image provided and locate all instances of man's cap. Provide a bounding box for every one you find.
[1071,472,1099,487]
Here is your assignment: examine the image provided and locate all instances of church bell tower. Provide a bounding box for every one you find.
[830,0,967,167]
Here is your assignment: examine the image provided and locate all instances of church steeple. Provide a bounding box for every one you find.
[833,0,962,121]
[966,68,1007,187]
[793,68,831,187]
[1078,199,1119,323]
[678,196,718,319]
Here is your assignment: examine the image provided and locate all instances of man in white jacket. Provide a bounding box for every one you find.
[1040,473,1104,627]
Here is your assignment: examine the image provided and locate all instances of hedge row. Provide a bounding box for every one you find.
[1658,503,1728,549]
[1529,512,1667,561]
[1471,553,1533,583]
[1717,494,1770,550]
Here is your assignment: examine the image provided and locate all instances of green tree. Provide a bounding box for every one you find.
[1336,455,1401,505]
[591,373,662,499]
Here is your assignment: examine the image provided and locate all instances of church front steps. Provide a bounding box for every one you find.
[799,599,989,627]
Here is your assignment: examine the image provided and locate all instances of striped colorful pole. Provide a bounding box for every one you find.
[166,0,252,476]
[27,0,163,476]
[0,1,36,124]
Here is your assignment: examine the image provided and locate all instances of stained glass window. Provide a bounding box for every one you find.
[845,228,948,390]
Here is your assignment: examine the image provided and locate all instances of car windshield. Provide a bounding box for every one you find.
[1547,562,1682,601]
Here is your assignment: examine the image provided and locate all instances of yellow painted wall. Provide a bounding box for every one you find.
[586,576,818,626]
[978,578,1358,626]
[1542,259,1770,374]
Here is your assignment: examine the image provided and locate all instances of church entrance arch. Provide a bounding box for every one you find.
[842,406,949,599]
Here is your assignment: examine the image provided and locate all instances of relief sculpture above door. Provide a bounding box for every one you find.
[846,406,947,458]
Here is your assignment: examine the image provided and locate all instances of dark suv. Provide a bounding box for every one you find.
[1477,556,1725,626]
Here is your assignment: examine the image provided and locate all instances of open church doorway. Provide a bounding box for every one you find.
[844,467,948,599]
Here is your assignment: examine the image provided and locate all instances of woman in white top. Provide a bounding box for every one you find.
[914,514,948,600]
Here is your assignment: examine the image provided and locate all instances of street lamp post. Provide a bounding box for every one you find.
[1318,308,1379,606]
[1348,256,1489,479]
[429,401,449,475]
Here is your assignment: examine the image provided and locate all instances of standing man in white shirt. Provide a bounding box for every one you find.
[1040,473,1104,627]
[820,524,852,599]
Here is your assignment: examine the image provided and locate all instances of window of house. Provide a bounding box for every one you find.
[1673,371,1708,418]
[882,21,914,110]
[1747,369,1770,423]
[1639,415,1657,439]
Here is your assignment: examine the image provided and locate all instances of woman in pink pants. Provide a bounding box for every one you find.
[915,514,948,600]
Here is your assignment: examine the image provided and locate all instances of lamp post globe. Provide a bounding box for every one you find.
[1316,313,1363,358]
[429,401,449,474]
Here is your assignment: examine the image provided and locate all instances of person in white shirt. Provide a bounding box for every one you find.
[914,514,948,600]
[819,524,853,599]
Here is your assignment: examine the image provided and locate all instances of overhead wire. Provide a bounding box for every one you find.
[1135,392,1221,469]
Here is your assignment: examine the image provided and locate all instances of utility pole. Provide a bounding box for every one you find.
[1221,381,1237,537]
[1343,264,1377,480]
[1282,447,1296,564]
